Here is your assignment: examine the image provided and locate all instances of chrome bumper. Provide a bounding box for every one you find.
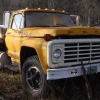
[47,63,100,80]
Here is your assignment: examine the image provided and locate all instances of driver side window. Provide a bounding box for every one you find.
[12,14,23,30]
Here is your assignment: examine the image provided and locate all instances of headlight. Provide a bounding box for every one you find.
[53,49,61,59]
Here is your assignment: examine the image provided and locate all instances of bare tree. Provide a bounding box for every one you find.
[0,0,100,25]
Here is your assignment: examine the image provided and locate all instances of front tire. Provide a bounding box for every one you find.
[22,56,46,98]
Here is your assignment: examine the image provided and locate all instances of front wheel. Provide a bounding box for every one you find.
[22,56,46,98]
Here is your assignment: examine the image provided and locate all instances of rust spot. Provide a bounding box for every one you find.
[82,31,87,34]
[68,31,73,35]
[95,31,99,34]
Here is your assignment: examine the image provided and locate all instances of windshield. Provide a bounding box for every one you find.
[25,11,74,27]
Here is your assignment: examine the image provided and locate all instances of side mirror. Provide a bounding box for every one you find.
[3,11,11,28]
[71,17,76,24]
[70,15,80,26]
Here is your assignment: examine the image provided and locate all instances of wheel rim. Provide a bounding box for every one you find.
[26,66,41,90]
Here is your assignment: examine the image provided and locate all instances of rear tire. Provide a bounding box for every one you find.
[22,56,46,98]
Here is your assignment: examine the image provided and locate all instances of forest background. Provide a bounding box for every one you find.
[0,0,100,26]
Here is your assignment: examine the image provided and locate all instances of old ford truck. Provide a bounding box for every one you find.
[0,8,100,97]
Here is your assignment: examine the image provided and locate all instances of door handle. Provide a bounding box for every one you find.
[7,32,11,34]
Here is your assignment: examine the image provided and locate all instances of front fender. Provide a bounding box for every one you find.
[21,38,48,74]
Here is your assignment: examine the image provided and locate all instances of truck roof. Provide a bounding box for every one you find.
[14,8,68,14]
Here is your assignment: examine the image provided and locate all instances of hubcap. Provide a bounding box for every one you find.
[26,66,41,90]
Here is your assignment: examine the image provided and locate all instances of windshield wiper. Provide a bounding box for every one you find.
[55,24,68,27]
[27,25,52,27]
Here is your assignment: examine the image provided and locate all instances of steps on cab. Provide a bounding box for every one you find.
[4,65,19,73]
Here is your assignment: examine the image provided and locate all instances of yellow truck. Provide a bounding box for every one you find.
[0,8,100,97]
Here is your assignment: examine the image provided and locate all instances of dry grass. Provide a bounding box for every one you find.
[0,69,100,100]
[0,70,34,100]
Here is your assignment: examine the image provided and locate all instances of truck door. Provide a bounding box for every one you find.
[5,13,23,61]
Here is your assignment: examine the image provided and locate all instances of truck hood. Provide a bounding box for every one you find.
[23,26,100,37]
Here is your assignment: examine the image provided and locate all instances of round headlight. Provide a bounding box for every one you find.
[53,49,61,59]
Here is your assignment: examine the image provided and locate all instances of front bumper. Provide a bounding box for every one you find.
[47,62,100,80]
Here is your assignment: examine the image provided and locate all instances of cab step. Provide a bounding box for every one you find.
[3,65,19,73]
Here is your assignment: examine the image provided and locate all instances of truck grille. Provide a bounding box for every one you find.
[47,39,100,68]
[64,42,100,65]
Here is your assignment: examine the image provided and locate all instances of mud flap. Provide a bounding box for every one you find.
[81,60,93,100]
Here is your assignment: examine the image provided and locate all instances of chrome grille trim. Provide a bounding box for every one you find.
[64,40,100,65]
[47,39,100,68]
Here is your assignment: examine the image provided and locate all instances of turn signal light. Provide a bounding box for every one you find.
[45,8,48,10]
[62,10,66,12]
[52,9,55,11]
[26,7,29,9]
[38,8,41,10]
[44,34,53,41]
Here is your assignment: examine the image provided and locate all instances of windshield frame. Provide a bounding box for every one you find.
[24,11,74,27]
